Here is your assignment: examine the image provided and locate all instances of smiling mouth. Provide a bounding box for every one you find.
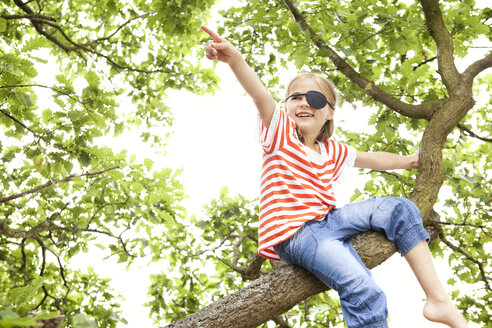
[296,113,314,117]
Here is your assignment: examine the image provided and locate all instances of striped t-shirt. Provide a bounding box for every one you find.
[258,106,356,261]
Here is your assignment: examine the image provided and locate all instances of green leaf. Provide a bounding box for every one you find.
[144,158,153,171]
[0,18,6,33]
[0,317,38,328]
[72,314,97,328]
[85,71,100,88]
[9,276,46,307]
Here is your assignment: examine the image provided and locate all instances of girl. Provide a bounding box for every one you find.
[201,25,468,328]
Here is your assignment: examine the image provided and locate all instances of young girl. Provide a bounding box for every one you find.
[201,25,468,328]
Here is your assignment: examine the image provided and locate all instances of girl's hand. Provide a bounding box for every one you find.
[201,25,242,65]
[407,152,419,170]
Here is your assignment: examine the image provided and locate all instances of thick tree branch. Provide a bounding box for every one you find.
[27,314,65,328]
[418,0,462,92]
[282,0,437,120]
[13,0,72,53]
[462,51,492,86]
[0,166,120,204]
[164,224,439,328]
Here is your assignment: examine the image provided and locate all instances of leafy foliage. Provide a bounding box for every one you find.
[0,0,490,327]
[147,189,261,322]
[0,0,216,326]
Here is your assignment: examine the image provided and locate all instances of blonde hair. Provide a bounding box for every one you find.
[285,73,338,143]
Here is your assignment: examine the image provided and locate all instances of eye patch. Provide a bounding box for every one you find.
[285,90,335,110]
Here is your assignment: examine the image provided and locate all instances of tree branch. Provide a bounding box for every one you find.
[0,13,57,22]
[413,56,437,71]
[418,0,462,92]
[368,170,411,198]
[19,238,27,273]
[457,124,492,143]
[272,315,290,328]
[0,83,91,108]
[164,223,439,328]
[0,166,120,204]
[462,51,492,86]
[436,227,491,291]
[281,0,436,120]
[33,236,72,309]
[184,234,239,258]
[436,220,491,239]
[80,13,151,47]
[12,0,182,76]
[0,107,40,136]
[13,0,71,53]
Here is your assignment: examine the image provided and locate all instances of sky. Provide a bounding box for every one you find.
[48,1,488,327]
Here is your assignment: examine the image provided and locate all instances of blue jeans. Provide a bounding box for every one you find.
[273,196,430,328]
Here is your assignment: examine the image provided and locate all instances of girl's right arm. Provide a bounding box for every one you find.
[201,25,276,126]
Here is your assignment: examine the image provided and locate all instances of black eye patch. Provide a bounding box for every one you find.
[285,90,335,110]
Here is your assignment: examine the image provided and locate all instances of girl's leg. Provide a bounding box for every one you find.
[276,218,389,328]
[309,238,389,328]
[364,197,468,328]
[404,241,468,328]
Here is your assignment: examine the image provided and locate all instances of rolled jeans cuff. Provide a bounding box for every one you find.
[358,319,389,328]
[396,223,430,256]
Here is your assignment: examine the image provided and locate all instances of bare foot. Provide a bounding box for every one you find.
[423,298,468,328]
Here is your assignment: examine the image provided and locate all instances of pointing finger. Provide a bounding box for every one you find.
[201,25,222,42]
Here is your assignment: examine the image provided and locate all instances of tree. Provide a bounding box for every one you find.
[148,0,491,327]
[0,0,490,328]
[0,0,217,327]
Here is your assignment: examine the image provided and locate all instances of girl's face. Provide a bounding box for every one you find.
[285,78,334,140]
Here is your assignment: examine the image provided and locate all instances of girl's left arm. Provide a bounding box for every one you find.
[354,151,419,170]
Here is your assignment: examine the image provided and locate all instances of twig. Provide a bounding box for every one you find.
[81,13,151,46]
[413,56,437,70]
[369,170,410,198]
[0,84,90,108]
[0,108,39,136]
[357,26,391,47]
[436,221,491,239]
[272,315,290,328]
[6,201,23,209]
[19,238,27,273]
[184,234,239,258]
[0,13,57,22]
[0,166,120,203]
[437,227,491,291]
[457,124,492,143]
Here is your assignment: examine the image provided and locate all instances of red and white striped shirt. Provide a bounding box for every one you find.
[258,107,355,261]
